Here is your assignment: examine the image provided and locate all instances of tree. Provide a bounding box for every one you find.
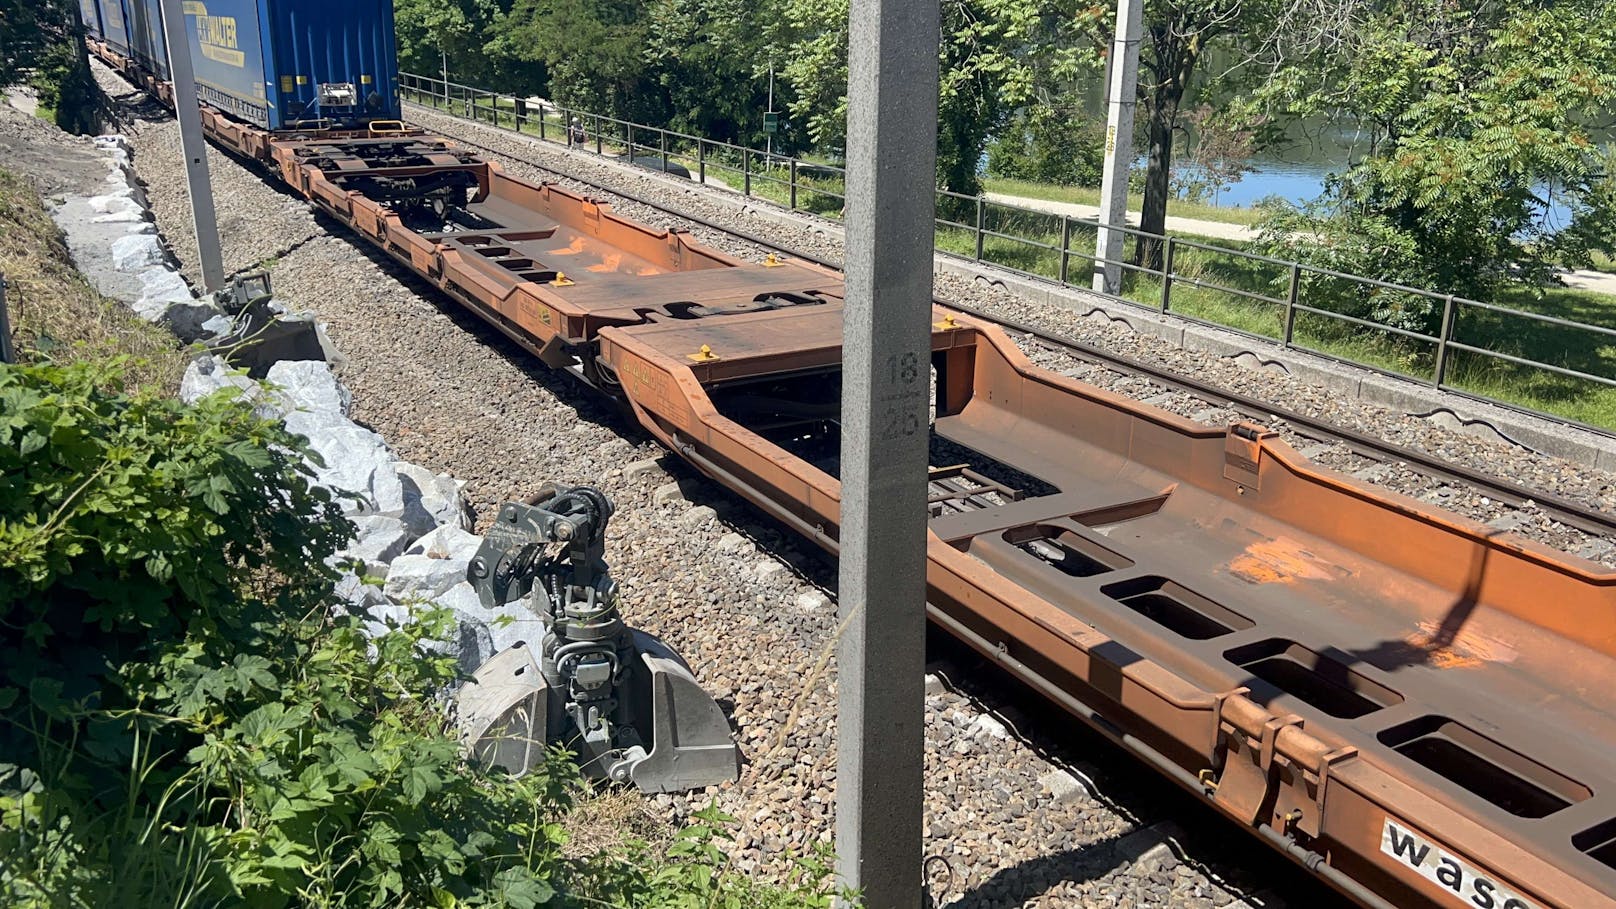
[1177,104,1257,205]
[1252,0,1616,317]
[986,2,1108,188]
[0,0,56,88]
[501,0,664,122]
[1124,0,1274,268]
[394,0,502,87]
[771,0,849,153]
[987,107,1106,186]
[774,0,1071,194]
[1,0,99,134]
[645,0,785,148]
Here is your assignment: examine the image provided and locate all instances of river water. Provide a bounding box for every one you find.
[1182,119,1611,228]
[1181,118,1370,208]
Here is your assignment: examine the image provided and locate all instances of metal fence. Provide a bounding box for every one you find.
[398,72,1616,433]
[0,274,13,365]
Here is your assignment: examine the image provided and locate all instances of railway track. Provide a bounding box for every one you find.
[402,104,1616,544]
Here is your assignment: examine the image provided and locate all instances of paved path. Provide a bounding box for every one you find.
[1563,269,1616,297]
[983,191,1255,242]
[987,190,1616,299]
[5,88,38,116]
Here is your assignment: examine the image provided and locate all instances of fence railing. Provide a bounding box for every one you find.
[0,274,13,365]
[398,71,1616,433]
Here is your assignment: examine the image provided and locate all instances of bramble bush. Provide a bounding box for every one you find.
[0,359,847,907]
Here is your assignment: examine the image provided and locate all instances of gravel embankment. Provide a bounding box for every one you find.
[403,102,1616,567]
[92,80,1356,906]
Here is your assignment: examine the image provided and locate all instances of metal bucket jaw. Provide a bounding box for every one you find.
[626,630,741,793]
[457,634,740,793]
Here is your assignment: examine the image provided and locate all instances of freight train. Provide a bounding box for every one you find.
[78,4,1616,907]
[81,0,400,130]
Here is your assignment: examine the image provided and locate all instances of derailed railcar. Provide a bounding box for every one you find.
[178,0,401,130]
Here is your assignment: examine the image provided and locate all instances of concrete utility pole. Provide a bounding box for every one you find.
[158,0,225,292]
[1093,0,1142,296]
[836,0,938,905]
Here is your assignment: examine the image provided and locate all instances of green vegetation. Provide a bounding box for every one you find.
[0,358,850,906]
[1248,0,1616,321]
[0,0,99,134]
[933,207,1616,428]
[0,164,847,908]
[0,167,187,392]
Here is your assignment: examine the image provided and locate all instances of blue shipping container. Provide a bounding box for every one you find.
[96,0,132,56]
[179,0,400,131]
[127,0,170,80]
[78,0,104,41]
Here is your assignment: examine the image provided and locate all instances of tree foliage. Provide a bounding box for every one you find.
[646,0,785,147]
[395,0,502,84]
[1,0,99,133]
[987,107,1105,187]
[1252,0,1616,320]
[498,0,665,122]
[1114,0,1280,267]
[773,0,1089,193]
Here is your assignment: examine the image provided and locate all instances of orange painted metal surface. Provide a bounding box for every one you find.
[88,43,1616,905]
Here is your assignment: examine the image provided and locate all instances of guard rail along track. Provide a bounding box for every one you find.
[89,37,1616,909]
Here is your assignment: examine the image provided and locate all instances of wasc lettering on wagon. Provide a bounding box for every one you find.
[1382,819,1542,909]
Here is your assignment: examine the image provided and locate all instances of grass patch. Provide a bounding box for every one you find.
[983,176,1266,227]
[0,166,186,393]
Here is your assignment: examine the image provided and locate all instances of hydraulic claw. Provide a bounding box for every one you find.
[455,484,740,793]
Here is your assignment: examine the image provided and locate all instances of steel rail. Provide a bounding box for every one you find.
[406,104,1616,542]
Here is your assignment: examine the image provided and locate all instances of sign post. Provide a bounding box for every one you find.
[836,0,938,905]
[158,0,226,293]
[1093,0,1142,296]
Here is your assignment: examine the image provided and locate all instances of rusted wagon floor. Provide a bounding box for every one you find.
[931,414,1616,840]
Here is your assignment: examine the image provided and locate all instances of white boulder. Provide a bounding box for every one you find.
[404,524,482,561]
[383,553,470,603]
[87,191,137,214]
[395,461,475,535]
[432,581,546,675]
[335,570,389,612]
[290,416,404,517]
[179,355,259,406]
[92,209,145,224]
[134,267,192,308]
[267,359,352,419]
[110,233,162,271]
[342,514,413,564]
